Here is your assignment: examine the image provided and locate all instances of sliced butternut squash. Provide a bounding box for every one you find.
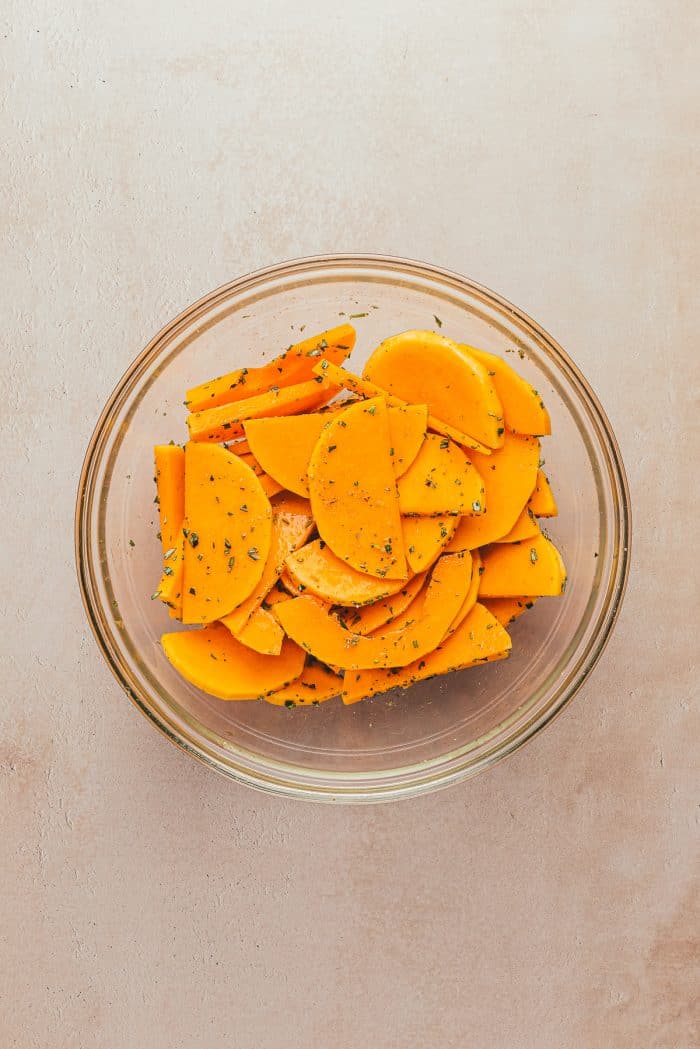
[401,515,458,574]
[154,445,186,618]
[274,552,471,670]
[446,433,540,550]
[219,492,314,635]
[285,539,409,607]
[479,533,567,597]
[464,345,551,436]
[342,602,512,703]
[161,622,305,700]
[308,397,407,580]
[397,434,485,516]
[528,469,558,517]
[181,443,272,624]
[155,445,185,550]
[386,404,428,477]
[312,360,491,454]
[186,377,339,443]
[495,507,540,544]
[363,331,505,449]
[445,550,480,635]
[482,596,537,626]
[234,606,285,656]
[186,324,356,412]
[244,414,329,497]
[335,572,427,635]
[264,660,343,706]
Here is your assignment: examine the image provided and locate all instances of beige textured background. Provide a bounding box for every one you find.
[2,1,698,1046]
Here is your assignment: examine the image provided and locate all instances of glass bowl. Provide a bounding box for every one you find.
[75,255,631,802]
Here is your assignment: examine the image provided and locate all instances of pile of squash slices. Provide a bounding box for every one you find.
[153,325,566,707]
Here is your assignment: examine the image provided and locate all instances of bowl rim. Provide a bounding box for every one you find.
[75,253,632,803]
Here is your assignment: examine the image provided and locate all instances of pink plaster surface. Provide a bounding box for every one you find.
[1,1,698,1046]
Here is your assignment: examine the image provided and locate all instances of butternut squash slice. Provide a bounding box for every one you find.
[479,533,567,598]
[494,508,540,544]
[386,404,428,477]
[446,433,540,550]
[181,443,272,624]
[527,469,558,517]
[264,660,343,706]
[285,539,409,607]
[445,550,480,635]
[464,345,551,436]
[307,397,407,580]
[312,361,491,454]
[342,602,512,703]
[397,434,485,516]
[482,596,537,626]
[219,493,314,635]
[185,324,356,412]
[335,572,427,635]
[234,605,285,656]
[154,445,186,618]
[161,622,305,700]
[274,552,471,670]
[401,515,458,574]
[363,330,505,449]
[186,377,340,443]
[244,413,329,496]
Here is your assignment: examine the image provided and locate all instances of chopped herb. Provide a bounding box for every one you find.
[188,587,196,595]
[248,547,260,560]
[497,427,505,436]
[471,500,482,513]
[284,700,296,708]
[389,447,395,456]
[530,547,538,564]
[163,566,174,576]
[327,445,337,453]
[187,532,199,548]
[412,639,420,649]
[408,545,416,554]
[150,590,161,600]
[240,503,248,512]
[366,405,376,415]
[320,359,329,370]
[128,539,135,547]
[439,439,449,449]
[433,314,443,327]
[228,556,235,571]
[384,544,393,554]
[349,312,368,319]
[163,546,176,560]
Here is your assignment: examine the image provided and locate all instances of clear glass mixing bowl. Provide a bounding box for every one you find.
[75,255,631,802]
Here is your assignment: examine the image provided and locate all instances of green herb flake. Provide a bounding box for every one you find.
[248,547,260,561]
[472,500,482,513]
[228,556,235,571]
[530,547,538,564]
[433,314,443,328]
[187,532,199,548]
